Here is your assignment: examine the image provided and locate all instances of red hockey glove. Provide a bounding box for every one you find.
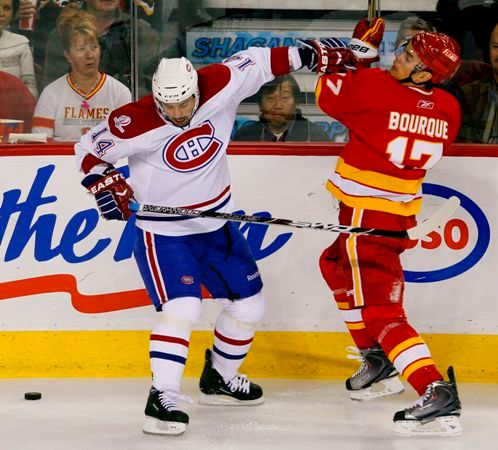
[298,39,354,74]
[348,18,385,66]
[82,168,135,221]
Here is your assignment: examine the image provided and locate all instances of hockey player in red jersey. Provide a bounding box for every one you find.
[74,37,354,435]
[317,21,463,437]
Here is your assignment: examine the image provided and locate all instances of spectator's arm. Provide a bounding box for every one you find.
[19,41,38,99]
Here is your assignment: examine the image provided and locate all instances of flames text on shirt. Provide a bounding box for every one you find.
[388,111,448,139]
[64,107,110,120]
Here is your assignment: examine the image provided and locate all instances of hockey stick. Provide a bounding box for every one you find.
[129,196,460,240]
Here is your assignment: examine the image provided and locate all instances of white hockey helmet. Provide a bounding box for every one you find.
[152,57,199,105]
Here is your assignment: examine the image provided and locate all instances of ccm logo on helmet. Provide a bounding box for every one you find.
[163,121,222,172]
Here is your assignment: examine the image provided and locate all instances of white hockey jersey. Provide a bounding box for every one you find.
[75,47,295,236]
[33,73,131,142]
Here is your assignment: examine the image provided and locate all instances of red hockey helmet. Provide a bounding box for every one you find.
[411,31,461,84]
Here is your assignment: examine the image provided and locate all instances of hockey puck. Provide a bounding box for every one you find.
[24,392,42,400]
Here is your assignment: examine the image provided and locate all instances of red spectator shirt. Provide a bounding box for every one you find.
[0,71,35,131]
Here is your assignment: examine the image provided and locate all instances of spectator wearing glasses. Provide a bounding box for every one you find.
[233,75,330,142]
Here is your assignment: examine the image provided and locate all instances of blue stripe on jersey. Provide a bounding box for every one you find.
[136,194,232,221]
[213,345,247,360]
[149,351,187,365]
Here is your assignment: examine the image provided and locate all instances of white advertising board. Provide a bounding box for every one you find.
[0,154,496,335]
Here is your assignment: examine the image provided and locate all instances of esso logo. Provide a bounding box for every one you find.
[163,121,223,172]
[404,183,490,283]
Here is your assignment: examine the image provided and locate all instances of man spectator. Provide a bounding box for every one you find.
[0,70,35,133]
[395,16,433,49]
[43,0,163,96]
[458,21,498,143]
[233,75,330,142]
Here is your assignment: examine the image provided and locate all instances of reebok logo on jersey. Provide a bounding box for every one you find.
[417,100,435,110]
[114,115,131,133]
[247,270,260,281]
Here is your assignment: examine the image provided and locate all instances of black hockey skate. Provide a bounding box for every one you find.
[393,366,462,437]
[346,346,404,401]
[199,348,264,406]
[143,387,189,435]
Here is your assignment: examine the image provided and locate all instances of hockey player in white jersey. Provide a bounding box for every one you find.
[74,39,356,435]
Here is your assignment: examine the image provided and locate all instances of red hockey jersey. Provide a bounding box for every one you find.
[316,68,461,216]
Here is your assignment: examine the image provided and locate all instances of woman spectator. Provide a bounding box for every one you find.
[32,4,131,142]
[0,0,37,98]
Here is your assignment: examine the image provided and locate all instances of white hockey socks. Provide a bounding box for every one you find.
[150,297,202,392]
[211,291,266,381]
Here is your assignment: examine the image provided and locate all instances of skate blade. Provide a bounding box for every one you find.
[350,376,405,401]
[394,415,462,437]
[199,393,265,406]
[142,416,187,435]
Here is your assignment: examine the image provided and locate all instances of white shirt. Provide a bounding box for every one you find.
[33,73,131,142]
[0,30,37,99]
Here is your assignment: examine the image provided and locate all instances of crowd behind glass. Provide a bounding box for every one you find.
[0,0,496,144]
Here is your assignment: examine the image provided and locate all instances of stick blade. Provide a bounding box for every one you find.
[407,196,461,240]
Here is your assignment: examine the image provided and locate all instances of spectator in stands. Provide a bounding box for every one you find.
[43,0,163,96]
[32,4,131,142]
[0,0,37,98]
[12,0,68,71]
[0,70,35,132]
[233,75,330,142]
[395,16,433,49]
[458,21,498,143]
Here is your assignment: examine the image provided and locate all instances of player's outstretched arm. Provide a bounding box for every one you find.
[297,39,354,74]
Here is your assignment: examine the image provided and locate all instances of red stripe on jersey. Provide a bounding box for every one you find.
[150,334,190,347]
[145,231,167,303]
[183,185,230,209]
[198,64,231,107]
[214,329,254,346]
[108,95,166,139]
[270,47,291,75]
[81,153,106,174]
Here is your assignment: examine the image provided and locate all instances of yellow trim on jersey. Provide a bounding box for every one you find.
[87,73,107,100]
[336,157,423,195]
[346,322,366,330]
[388,336,426,361]
[315,77,325,110]
[348,209,365,307]
[326,181,422,216]
[67,72,107,100]
[336,301,350,310]
[403,357,436,379]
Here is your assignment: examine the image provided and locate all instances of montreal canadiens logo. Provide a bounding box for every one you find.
[163,121,222,172]
[182,275,194,285]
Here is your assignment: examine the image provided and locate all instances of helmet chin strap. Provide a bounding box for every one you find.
[398,69,431,86]
[153,90,200,126]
